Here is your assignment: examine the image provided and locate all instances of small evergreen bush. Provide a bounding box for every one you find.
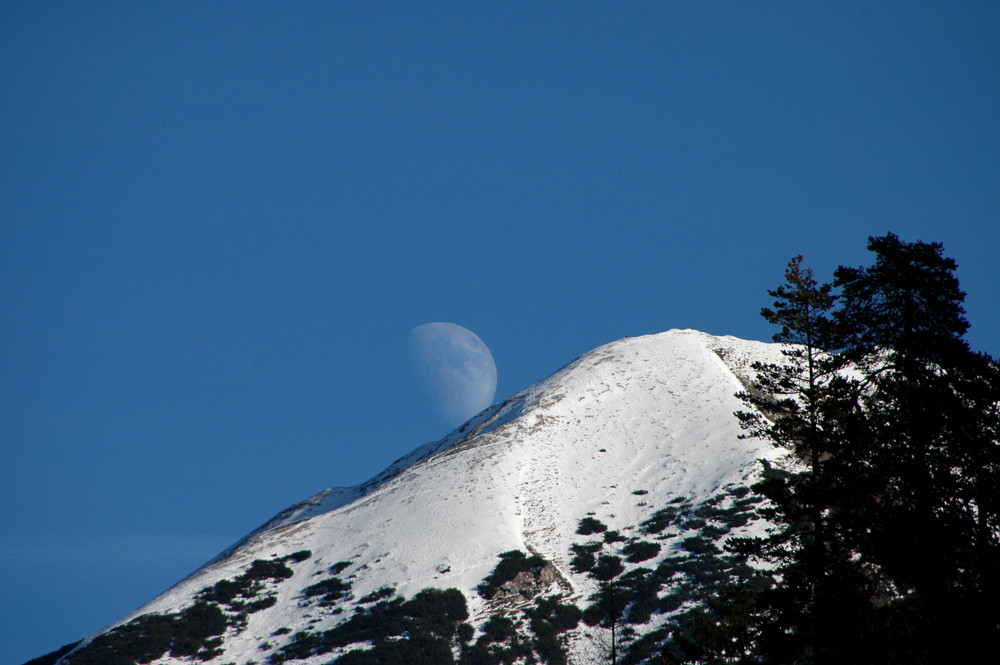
[64,602,226,665]
[576,517,608,535]
[622,540,661,563]
[603,529,626,543]
[569,549,596,573]
[591,555,624,581]
[302,576,351,606]
[477,550,547,599]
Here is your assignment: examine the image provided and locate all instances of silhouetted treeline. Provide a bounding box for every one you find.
[670,233,1000,664]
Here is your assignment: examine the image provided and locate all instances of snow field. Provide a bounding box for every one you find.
[82,329,792,664]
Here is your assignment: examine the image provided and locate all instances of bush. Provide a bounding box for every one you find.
[619,572,659,625]
[477,550,547,599]
[203,578,242,604]
[641,507,680,534]
[481,615,516,643]
[701,524,728,540]
[457,622,475,643]
[528,596,581,634]
[658,593,685,613]
[622,540,661,563]
[571,540,604,554]
[404,588,470,632]
[576,517,608,535]
[245,595,278,613]
[329,560,353,574]
[65,602,226,665]
[581,603,605,628]
[591,555,624,581]
[245,559,294,582]
[302,576,351,605]
[532,631,567,665]
[21,641,80,665]
[272,588,469,663]
[569,550,596,573]
[358,586,396,604]
[681,536,719,556]
[199,557,296,611]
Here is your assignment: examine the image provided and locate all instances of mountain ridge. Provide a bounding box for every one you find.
[46,329,792,665]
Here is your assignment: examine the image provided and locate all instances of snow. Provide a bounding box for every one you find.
[66,329,792,664]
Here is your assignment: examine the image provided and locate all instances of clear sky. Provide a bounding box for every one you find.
[2,2,998,662]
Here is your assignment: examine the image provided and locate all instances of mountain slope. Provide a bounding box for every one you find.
[49,329,791,665]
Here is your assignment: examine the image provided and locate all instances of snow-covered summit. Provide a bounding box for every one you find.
[56,329,791,665]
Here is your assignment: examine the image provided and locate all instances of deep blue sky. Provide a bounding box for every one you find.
[3,2,998,662]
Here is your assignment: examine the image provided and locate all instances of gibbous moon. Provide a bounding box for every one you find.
[409,322,497,427]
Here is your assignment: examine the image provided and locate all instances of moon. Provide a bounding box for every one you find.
[408,322,498,427]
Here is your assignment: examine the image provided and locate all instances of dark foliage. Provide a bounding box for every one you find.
[202,578,242,604]
[330,560,353,574]
[668,584,768,665]
[199,556,297,614]
[303,576,352,606]
[459,631,533,665]
[333,631,455,665]
[830,235,999,661]
[679,536,717,556]
[525,596,581,665]
[582,581,631,664]
[458,622,476,643]
[576,516,608,535]
[621,540,660,563]
[358,586,397,604]
[603,530,626,543]
[20,641,80,665]
[244,595,278,613]
[571,540,604,554]
[697,236,1000,664]
[569,549,596,573]
[616,569,660,625]
[640,506,684,534]
[64,602,226,665]
[481,616,517,643]
[590,554,625,582]
[561,489,768,664]
[244,558,295,581]
[527,596,581,634]
[62,550,311,665]
[477,550,548,599]
[569,541,603,573]
[272,588,469,663]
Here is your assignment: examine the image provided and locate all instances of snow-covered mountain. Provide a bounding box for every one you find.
[42,330,793,665]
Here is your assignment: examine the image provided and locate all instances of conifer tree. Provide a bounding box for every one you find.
[738,254,843,481]
[733,255,875,663]
[732,235,999,662]
[583,581,628,665]
[831,233,999,660]
[668,583,767,665]
[674,235,998,663]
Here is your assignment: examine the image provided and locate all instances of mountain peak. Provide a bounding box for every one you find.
[51,330,789,665]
